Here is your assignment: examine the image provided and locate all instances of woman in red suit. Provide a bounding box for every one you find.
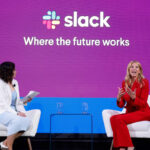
[110,60,150,150]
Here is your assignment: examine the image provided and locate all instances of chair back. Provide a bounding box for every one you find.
[147,95,150,107]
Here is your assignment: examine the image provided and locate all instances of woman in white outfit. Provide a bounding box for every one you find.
[0,62,31,150]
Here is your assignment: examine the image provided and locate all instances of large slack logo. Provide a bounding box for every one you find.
[43,11,60,29]
[42,11,110,30]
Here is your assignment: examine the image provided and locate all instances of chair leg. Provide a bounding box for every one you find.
[110,139,113,150]
[27,138,32,150]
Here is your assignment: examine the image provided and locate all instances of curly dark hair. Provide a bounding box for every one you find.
[0,62,15,83]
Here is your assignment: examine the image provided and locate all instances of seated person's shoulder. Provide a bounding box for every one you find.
[142,78,149,87]
[143,78,149,83]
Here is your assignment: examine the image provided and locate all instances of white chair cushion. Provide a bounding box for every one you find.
[128,121,150,131]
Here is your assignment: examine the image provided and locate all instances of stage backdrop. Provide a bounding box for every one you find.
[0,0,150,133]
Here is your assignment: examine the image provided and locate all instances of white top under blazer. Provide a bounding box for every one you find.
[0,79,26,115]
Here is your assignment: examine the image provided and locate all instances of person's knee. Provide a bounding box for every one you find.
[13,117,31,129]
[110,115,117,122]
[110,115,121,125]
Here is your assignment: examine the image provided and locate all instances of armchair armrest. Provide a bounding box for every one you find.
[102,109,122,137]
[22,109,41,137]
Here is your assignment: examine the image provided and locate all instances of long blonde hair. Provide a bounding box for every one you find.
[125,60,144,88]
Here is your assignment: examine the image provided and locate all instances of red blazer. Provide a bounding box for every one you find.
[117,78,150,113]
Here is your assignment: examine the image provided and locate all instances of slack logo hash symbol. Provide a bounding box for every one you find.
[43,11,60,29]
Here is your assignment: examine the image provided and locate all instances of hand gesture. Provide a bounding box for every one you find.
[17,112,26,117]
[117,87,126,102]
[23,98,32,104]
[125,86,136,100]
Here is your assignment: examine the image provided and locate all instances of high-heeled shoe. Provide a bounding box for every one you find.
[0,142,8,149]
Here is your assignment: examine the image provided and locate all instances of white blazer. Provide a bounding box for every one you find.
[0,79,26,115]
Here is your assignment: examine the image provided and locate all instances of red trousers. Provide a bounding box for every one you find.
[110,110,150,148]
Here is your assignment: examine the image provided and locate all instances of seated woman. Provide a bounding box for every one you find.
[110,60,150,150]
[0,62,31,150]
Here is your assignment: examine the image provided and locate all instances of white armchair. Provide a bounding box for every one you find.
[102,95,150,149]
[0,109,41,150]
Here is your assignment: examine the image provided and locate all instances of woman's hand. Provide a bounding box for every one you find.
[17,112,26,117]
[27,98,32,103]
[117,87,126,102]
[125,86,136,100]
[23,98,32,104]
